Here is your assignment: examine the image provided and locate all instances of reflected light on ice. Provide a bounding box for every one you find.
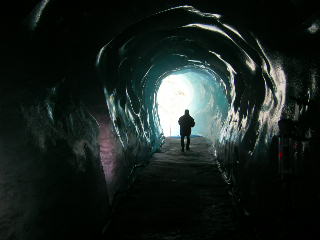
[307,20,320,34]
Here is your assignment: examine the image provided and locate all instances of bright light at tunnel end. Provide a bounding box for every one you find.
[157,73,194,136]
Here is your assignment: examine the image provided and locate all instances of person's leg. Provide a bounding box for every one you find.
[186,135,190,150]
[181,135,185,151]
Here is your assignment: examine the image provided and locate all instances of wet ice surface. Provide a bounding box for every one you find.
[104,137,255,240]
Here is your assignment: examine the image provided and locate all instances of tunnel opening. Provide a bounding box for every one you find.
[156,68,229,139]
[157,71,194,137]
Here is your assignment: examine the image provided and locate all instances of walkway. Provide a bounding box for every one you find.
[104,137,255,240]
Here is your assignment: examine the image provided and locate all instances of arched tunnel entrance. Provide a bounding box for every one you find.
[1,1,320,240]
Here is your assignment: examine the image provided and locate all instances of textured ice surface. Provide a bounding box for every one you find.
[0,84,109,240]
[96,5,285,192]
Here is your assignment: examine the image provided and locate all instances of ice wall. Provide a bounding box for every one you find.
[0,83,109,240]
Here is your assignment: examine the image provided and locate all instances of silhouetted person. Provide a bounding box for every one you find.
[178,109,195,152]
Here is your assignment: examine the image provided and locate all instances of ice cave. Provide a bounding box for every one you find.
[0,1,319,240]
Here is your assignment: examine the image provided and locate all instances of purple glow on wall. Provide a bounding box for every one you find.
[96,113,121,203]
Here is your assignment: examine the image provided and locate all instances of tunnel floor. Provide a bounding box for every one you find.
[103,137,256,240]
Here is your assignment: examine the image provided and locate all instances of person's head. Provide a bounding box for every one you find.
[185,109,189,115]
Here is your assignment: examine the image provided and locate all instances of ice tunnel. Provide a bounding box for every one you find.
[1,1,320,240]
[96,5,285,194]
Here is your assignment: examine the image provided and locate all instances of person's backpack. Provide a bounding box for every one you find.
[191,119,195,127]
